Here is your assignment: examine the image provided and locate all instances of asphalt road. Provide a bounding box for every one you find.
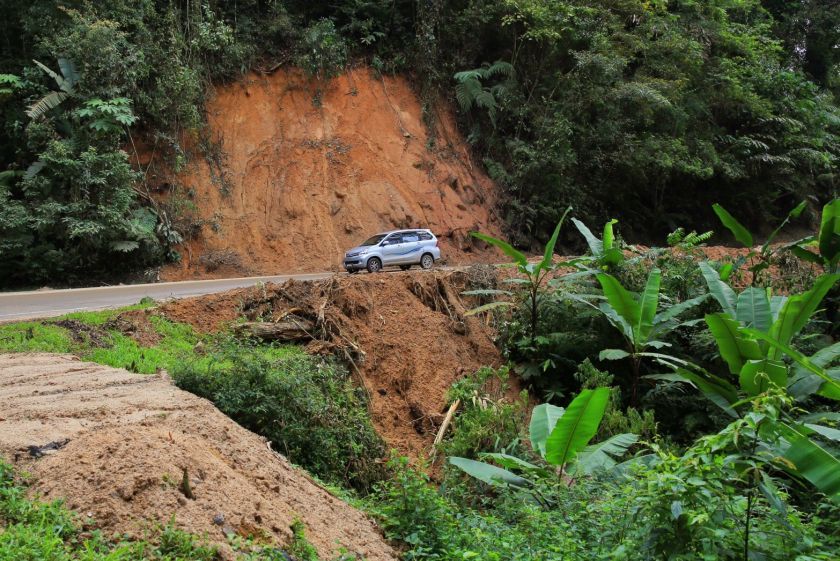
[0,272,334,322]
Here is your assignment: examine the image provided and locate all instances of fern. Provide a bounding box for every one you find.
[667,227,713,249]
[453,60,515,127]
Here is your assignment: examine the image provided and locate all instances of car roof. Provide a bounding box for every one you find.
[375,229,434,235]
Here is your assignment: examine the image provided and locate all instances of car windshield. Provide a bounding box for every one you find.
[360,234,387,246]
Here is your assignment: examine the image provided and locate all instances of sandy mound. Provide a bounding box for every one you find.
[159,269,503,456]
[0,353,398,561]
[141,67,502,280]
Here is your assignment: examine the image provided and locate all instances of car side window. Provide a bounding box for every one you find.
[384,233,403,245]
[418,232,432,241]
[403,233,419,243]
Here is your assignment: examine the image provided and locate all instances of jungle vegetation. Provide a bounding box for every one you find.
[0,0,838,287]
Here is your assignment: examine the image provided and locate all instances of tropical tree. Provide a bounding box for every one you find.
[467,207,572,342]
[588,268,707,405]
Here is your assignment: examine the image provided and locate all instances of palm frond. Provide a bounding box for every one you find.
[26,91,69,119]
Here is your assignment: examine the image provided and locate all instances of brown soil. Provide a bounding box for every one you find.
[45,319,110,348]
[0,353,399,561]
[138,67,503,280]
[103,309,162,347]
[158,269,503,456]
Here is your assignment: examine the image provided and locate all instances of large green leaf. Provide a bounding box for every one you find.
[762,201,807,254]
[779,424,840,500]
[449,457,532,488]
[713,204,753,247]
[576,433,638,475]
[599,348,631,361]
[598,302,634,342]
[541,206,572,270]
[602,219,618,250]
[648,369,738,417]
[769,274,839,355]
[819,199,840,269]
[26,90,69,119]
[804,424,840,443]
[705,313,762,375]
[480,453,543,473]
[790,342,840,399]
[597,274,640,343]
[738,359,787,396]
[736,287,772,332]
[572,218,603,257]
[654,294,709,325]
[465,301,514,316]
[788,243,824,266]
[529,403,565,458]
[545,388,610,468]
[637,268,662,341]
[699,262,737,317]
[471,231,527,266]
[743,329,840,400]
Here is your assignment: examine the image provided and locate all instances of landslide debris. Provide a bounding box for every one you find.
[139,67,503,280]
[159,269,503,456]
[0,353,399,561]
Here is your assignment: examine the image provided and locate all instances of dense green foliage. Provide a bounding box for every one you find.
[172,339,386,492]
[3,200,840,559]
[1,1,838,286]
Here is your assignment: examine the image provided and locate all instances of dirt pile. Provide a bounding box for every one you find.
[0,353,399,561]
[159,269,503,456]
[142,67,503,280]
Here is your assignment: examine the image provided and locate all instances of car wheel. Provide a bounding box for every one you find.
[400,265,411,271]
[420,253,434,270]
[367,257,383,273]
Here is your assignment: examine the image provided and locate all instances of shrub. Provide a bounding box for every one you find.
[171,339,386,492]
[440,366,527,460]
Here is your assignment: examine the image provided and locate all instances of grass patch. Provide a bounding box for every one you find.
[0,303,301,375]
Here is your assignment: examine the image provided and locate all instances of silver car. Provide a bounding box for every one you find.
[343,229,442,273]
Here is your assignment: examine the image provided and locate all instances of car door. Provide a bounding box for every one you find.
[379,233,405,265]
[399,231,421,263]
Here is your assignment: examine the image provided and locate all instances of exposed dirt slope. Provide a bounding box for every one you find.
[144,67,502,280]
[0,353,398,561]
[159,269,503,456]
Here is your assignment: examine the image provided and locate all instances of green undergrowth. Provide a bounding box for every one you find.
[171,339,387,493]
[0,303,298,374]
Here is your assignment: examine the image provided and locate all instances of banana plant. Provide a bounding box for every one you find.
[713,201,806,285]
[450,388,637,492]
[592,267,707,405]
[468,207,572,342]
[786,198,840,274]
[698,262,840,400]
[663,272,840,500]
[569,217,624,269]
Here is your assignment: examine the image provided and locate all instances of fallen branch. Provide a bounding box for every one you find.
[234,319,315,341]
[430,398,461,459]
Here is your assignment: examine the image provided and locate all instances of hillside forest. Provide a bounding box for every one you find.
[0,0,838,286]
[1,2,840,561]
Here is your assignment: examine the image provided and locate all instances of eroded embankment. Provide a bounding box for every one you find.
[0,353,399,561]
[159,268,503,456]
[140,67,503,280]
